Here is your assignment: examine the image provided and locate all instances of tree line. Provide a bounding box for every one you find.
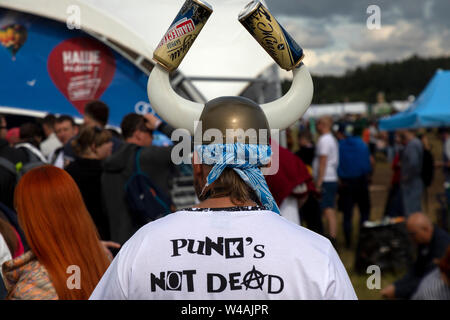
[282,55,450,104]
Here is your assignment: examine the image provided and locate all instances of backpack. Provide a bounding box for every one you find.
[421,148,434,188]
[355,220,414,274]
[124,147,172,225]
[0,154,45,185]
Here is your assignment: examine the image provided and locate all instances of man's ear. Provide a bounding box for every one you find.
[133,130,143,143]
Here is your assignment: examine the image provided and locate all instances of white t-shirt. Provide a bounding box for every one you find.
[40,133,62,159]
[90,208,357,300]
[48,149,64,169]
[313,133,339,182]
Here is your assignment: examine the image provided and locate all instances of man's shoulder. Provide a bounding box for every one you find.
[354,137,369,151]
[433,226,450,244]
[140,144,173,155]
[103,143,139,173]
[0,142,27,163]
[320,133,337,144]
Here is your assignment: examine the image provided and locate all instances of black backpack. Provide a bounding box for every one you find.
[355,220,414,274]
[124,147,172,225]
[421,148,434,188]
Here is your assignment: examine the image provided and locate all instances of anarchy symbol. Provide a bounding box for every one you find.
[241,265,267,290]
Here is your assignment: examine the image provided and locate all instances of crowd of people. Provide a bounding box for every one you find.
[0,99,449,300]
[0,100,179,298]
[284,114,450,299]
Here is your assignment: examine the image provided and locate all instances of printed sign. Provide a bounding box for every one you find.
[47,37,116,114]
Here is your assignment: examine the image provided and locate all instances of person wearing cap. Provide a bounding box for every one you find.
[90,97,357,300]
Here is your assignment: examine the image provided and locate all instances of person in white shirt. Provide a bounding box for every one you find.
[90,97,356,300]
[312,116,339,249]
[39,114,62,159]
[49,115,78,168]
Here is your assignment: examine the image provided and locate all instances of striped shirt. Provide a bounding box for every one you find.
[412,268,450,300]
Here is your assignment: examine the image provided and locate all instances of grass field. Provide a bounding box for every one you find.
[327,133,446,299]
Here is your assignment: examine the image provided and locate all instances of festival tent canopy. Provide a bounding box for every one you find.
[379,70,450,131]
[0,9,152,127]
[0,0,275,101]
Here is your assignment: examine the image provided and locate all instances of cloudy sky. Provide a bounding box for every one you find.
[265,0,450,76]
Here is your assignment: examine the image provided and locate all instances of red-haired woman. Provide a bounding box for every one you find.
[1,165,111,299]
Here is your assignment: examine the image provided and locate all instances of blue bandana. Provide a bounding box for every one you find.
[194,143,280,214]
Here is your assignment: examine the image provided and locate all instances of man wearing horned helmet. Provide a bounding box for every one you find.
[91,90,357,299]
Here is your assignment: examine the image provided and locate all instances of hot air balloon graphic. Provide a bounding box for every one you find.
[0,24,27,61]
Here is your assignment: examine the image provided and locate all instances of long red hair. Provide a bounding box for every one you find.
[14,165,110,299]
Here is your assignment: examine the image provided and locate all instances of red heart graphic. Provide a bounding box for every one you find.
[47,37,116,114]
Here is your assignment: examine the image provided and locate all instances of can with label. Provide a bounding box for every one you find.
[153,0,213,72]
[239,1,304,71]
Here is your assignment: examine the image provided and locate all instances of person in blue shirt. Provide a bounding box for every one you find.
[337,123,372,248]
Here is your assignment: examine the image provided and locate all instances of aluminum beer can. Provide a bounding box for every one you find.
[153,0,213,72]
[239,1,304,71]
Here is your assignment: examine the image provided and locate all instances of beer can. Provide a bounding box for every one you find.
[239,1,304,71]
[153,0,213,72]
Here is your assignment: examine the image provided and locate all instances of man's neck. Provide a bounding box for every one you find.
[194,197,257,209]
[126,137,143,146]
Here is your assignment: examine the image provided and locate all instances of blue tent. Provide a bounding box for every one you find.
[379,70,450,131]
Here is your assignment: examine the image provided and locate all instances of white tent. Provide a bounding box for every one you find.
[304,102,368,118]
[0,0,276,102]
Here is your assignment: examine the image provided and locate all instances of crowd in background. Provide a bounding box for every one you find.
[0,101,449,300]
[283,114,450,299]
[0,100,177,299]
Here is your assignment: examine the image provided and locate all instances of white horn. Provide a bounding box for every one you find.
[261,64,313,130]
[147,64,203,135]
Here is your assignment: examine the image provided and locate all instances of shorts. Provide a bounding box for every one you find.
[320,181,338,211]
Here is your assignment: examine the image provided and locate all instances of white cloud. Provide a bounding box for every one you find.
[266,0,450,76]
[276,16,334,49]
